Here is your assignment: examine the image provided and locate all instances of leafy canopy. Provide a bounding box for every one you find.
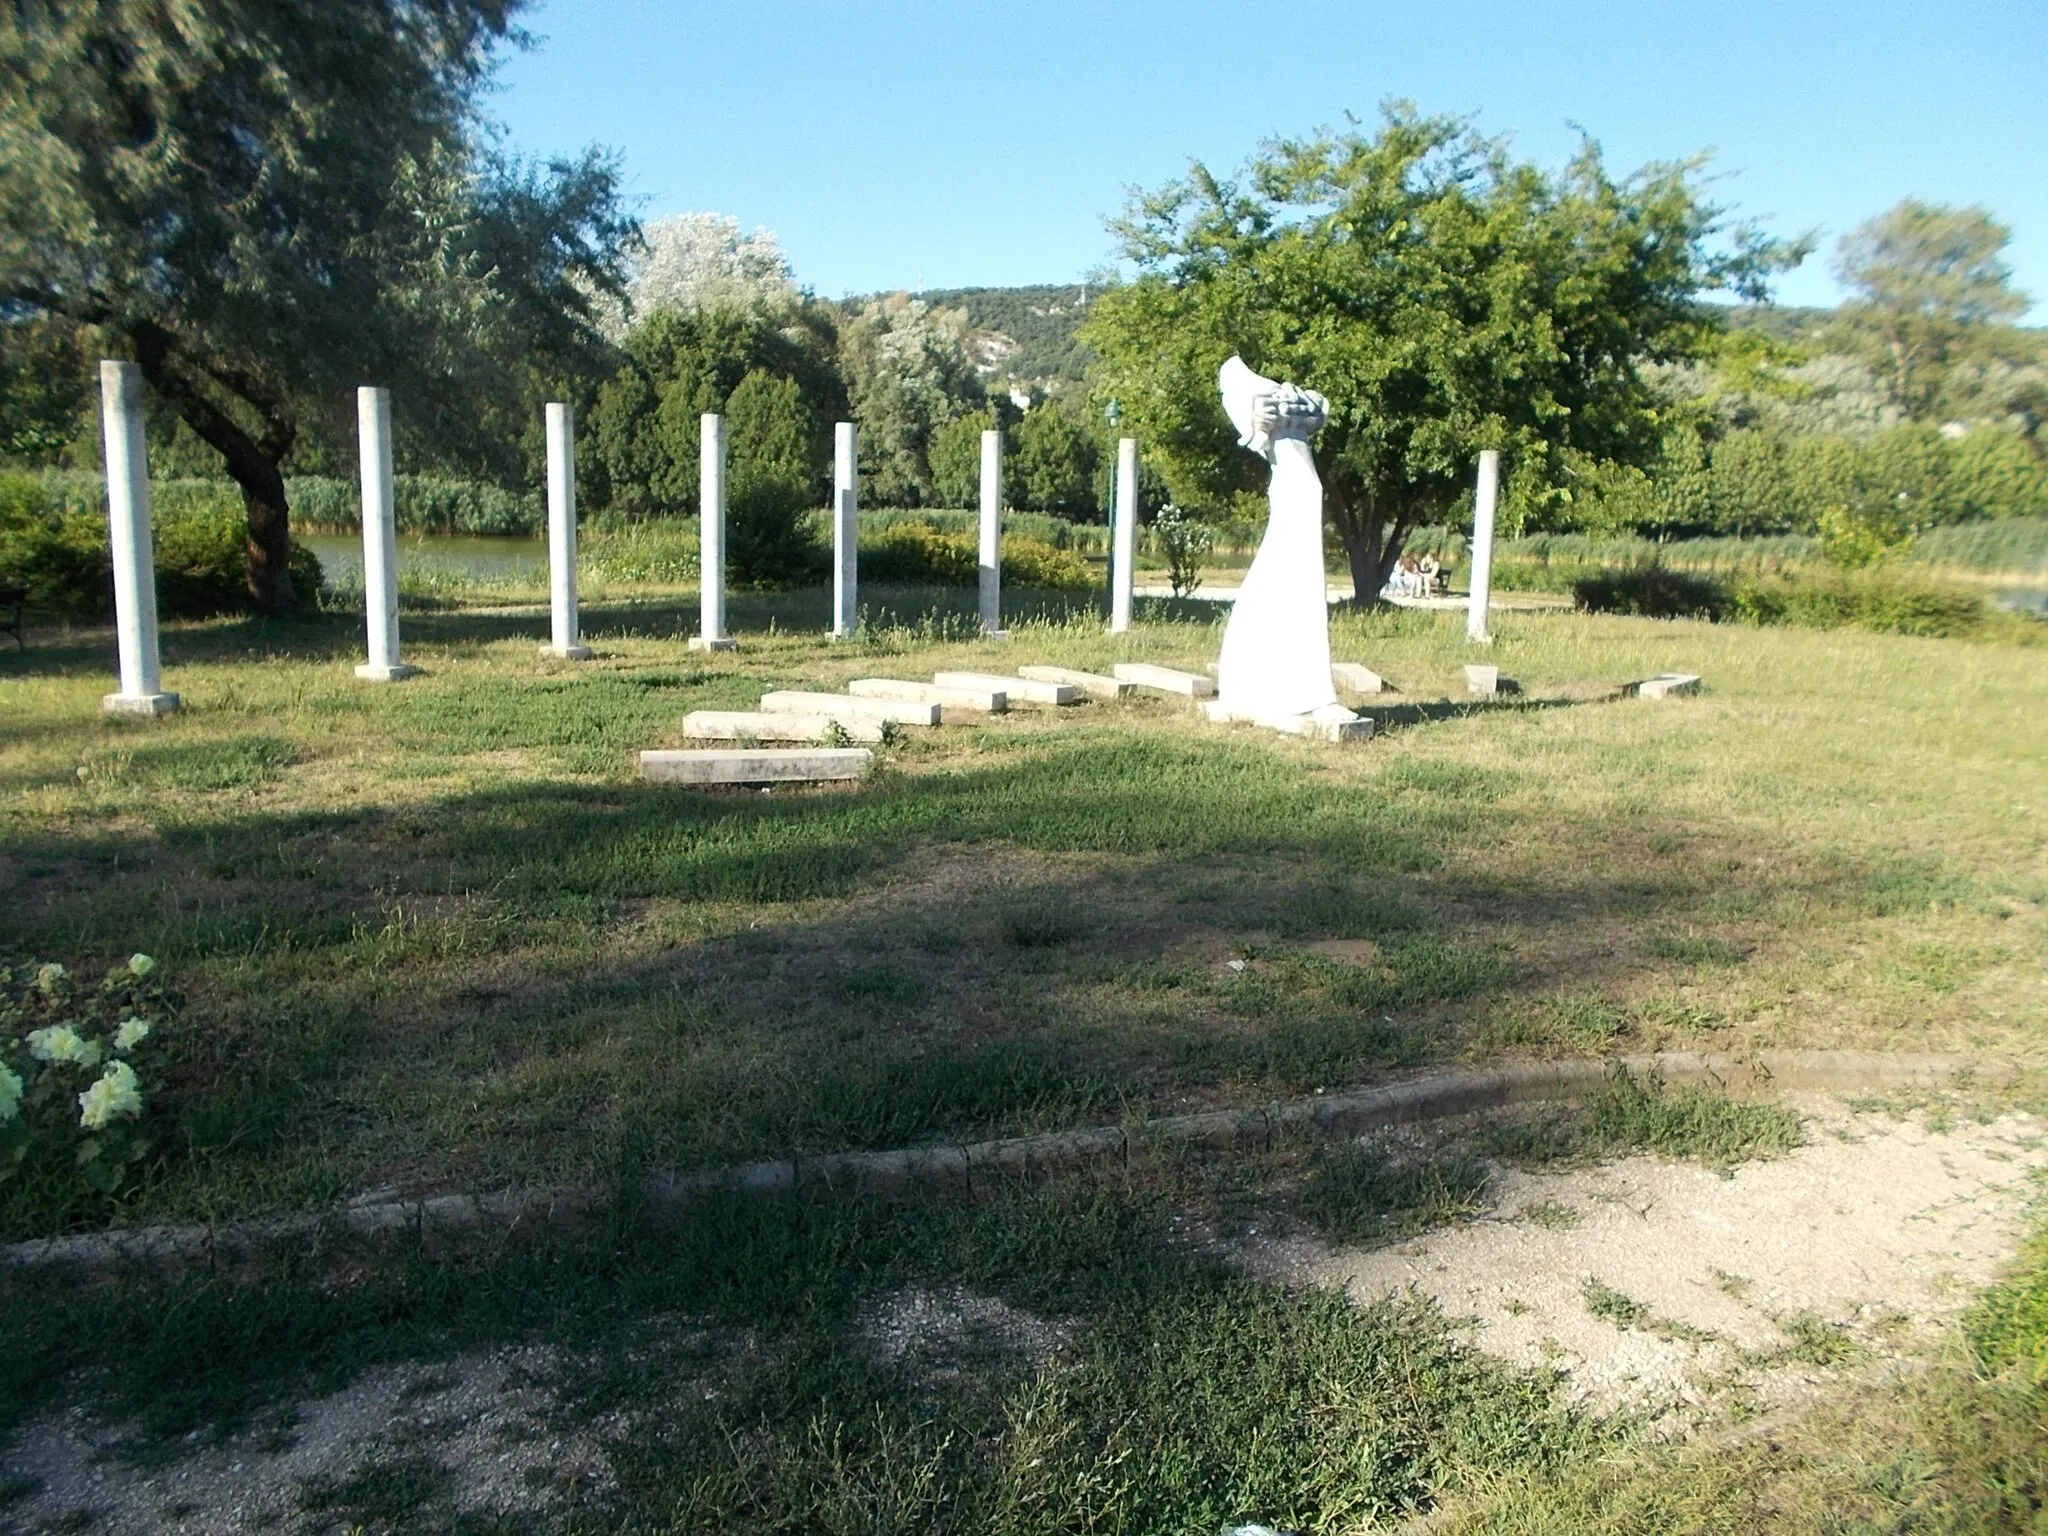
[0,0,633,609]
[1083,105,1803,595]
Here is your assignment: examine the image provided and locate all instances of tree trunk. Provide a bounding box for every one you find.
[129,325,298,614]
[238,461,296,613]
[1329,491,1409,606]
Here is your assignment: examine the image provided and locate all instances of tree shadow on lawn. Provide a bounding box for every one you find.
[0,728,1906,1228]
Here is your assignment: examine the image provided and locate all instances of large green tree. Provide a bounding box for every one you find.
[0,0,632,610]
[1830,199,2032,420]
[1083,106,1803,598]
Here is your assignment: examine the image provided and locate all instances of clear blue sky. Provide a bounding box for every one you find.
[493,0,2046,317]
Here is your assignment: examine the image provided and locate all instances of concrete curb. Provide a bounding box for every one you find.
[2,1051,2019,1277]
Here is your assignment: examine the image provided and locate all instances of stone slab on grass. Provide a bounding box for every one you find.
[1113,662,1217,697]
[640,748,872,785]
[1332,662,1389,694]
[683,710,884,744]
[1204,701,1374,742]
[758,691,939,726]
[933,671,1076,706]
[849,677,1008,712]
[1017,664,1133,701]
[1623,672,1702,699]
[1464,663,1523,697]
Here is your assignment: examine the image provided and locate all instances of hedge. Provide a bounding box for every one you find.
[1574,564,1993,638]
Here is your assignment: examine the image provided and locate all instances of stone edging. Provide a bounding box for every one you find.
[1,1051,2018,1276]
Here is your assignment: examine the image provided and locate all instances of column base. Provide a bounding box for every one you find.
[980,628,1009,641]
[542,644,595,660]
[354,662,420,682]
[102,691,180,717]
[1205,700,1373,742]
[687,636,738,653]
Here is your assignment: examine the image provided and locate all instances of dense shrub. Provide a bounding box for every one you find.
[1573,568,1728,620]
[856,519,1095,591]
[0,473,323,617]
[1573,558,1990,638]
[1727,570,1987,637]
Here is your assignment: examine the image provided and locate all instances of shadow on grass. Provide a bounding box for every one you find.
[0,704,1916,1246]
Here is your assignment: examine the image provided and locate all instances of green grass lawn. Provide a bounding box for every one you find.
[3,582,2047,1530]
[3,583,2045,1234]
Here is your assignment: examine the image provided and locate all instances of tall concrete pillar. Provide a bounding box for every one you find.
[978,428,1004,637]
[832,421,858,640]
[1466,449,1500,643]
[1110,436,1138,634]
[97,361,178,716]
[354,386,417,681]
[689,412,737,652]
[545,402,593,659]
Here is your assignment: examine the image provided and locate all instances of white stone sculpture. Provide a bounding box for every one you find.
[1209,356,1367,741]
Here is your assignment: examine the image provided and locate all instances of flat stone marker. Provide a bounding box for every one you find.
[1114,663,1216,698]
[1623,672,1702,699]
[1204,701,1374,742]
[1017,664,1133,701]
[757,691,940,726]
[640,748,870,785]
[849,678,1007,712]
[1464,664,1500,696]
[683,710,885,744]
[933,670,1076,706]
[1331,662,1388,694]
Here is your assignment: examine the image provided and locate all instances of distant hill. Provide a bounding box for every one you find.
[856,283,1100,387]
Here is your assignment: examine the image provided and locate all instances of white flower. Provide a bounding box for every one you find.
[27,1026,101,1068]
[0,1063,21,1123]
[127,954,155,977]
[34,963,65,994]
[78,1060,143,1129]
[114,1017,152,1052]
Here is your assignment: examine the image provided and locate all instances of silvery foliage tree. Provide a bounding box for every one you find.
[838,294,986,506]
[0,0,633,611]
[601,213,798,335]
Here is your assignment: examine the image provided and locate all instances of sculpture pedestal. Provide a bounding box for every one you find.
[1206,699,1372,742]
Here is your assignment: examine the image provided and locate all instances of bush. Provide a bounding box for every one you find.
[0,472,324,618]
[1573,567,1729,620]
[855,520,1096,592]
[1728,569,1987,637]
[860,521,976,584]
[1001,536,1095,592]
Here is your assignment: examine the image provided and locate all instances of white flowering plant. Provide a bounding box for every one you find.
[0,953,175,1202]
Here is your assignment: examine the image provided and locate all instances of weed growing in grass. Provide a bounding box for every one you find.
[1295,1140,1493,1244]
[1481,1067,1803,1171]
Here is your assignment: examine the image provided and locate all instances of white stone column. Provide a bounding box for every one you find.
[1466,449,1500,643]
[545,402,593,659]
[978,428,1004,636]
[97,361,178,716]
[690,412,737,652]
[1110,436,1138,634]
[832,421,858,640]
[354,386,417,681]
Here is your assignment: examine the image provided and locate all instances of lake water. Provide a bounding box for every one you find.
[302,533,548,586]
[1995,587,2048,615]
